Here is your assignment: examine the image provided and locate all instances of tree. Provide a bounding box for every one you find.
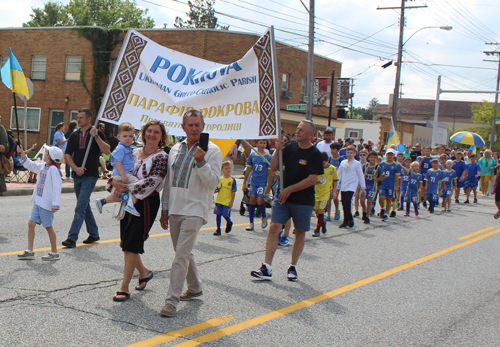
[174,0,228,30]
[23,0,154,29]
[368,97,379,111]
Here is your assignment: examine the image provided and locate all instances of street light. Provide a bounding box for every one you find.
[392,25,453,122]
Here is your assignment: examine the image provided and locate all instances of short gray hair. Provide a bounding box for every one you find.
[300,119,316,134]
[182,109,205,125]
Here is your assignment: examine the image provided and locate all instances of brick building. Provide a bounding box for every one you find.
[0,27,343,148]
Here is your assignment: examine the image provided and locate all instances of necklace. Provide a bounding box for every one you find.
[142,147,157,156]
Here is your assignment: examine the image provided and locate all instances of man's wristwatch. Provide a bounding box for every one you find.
[93,134,99,140]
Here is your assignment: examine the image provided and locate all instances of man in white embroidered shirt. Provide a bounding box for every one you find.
[159,110,222,318]
[335,145,366,228]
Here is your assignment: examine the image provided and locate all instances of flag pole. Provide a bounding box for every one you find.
[12,93,21,144]
[270,26,284,192]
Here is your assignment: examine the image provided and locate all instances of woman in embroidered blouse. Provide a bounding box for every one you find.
[110,120,168,302]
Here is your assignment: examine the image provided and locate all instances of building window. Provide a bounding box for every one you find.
[1,55,8,67]
[345,128,362,140]
[110,58,117,74]
[70,110,79,122]
[10,107,41,132]
[300,78,307,100]
[65,56,82,81]
[31,55,47,80]
[281,73,290,91]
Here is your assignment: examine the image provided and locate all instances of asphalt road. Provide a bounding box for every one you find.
[1,178,500,347]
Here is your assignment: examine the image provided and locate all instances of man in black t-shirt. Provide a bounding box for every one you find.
[62,109,110,248]
[251,120,324,282]
[410,143,422,162]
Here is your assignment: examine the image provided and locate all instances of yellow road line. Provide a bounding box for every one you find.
[170,228,500,347]
[125,315,234,347]
[0,223,251,258]
[456,226,495,240]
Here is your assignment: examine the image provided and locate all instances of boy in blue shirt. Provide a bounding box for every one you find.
[399,161,423,216]
[453,151,467,203]
[362,151,381,224]
[329,142,346,221]
[243,140,272,230]
[419,146,435,207]
[424,159,443,213]
[441,159,457,212]
[464,154,481,204]
[377,149,400,221]
[95,122,139,217]
[398,157,412,210]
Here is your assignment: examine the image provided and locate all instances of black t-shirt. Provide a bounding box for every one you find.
[410,150,422,162]
[282,141,324,206]
[65,128,108,177]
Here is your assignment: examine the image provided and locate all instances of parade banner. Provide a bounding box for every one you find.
[335,78,350,107]
[98,29,279,139]
[313,77,329,106]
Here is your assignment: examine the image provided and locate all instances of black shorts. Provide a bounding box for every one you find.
[496,180,500,203]
[120,193,160,254]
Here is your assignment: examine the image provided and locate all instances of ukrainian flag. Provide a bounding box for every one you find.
[387,118,400,147]
[496,118,500,125]
[1,48,29,99]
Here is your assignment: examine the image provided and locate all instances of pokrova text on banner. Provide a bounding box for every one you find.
[97,28,279,139]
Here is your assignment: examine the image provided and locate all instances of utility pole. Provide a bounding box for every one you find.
[305,0,315,121]
[484,44,500,150]
[377,1,427,124]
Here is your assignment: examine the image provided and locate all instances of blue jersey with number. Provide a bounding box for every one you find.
[246,151,272,187]
[407,171,423,192]
[329,155,346,169]
[465,163,481,182]
[419,156,436,175]
[364,164,379,190]
[425,169,443,194]
[441,169,457,191]
[378,161,400,190]
[453,160,466,180]
[400,168,410,192]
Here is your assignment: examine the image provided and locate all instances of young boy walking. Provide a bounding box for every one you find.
[243,140,272,230]
[441,159,457,212]
[424,159,443,213]
[313,152,338,237]
[362,151,381,224]
[464,154,481,204]
[378,149,400,221]
[336,146,365,228]
[17,145,64,261]
[399,161,423,216]
[214,161,237,235]
[329,142,346,221]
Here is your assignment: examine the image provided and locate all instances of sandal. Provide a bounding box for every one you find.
[113,291,130,302]
[135,271,154,290]
[495,212,500,220]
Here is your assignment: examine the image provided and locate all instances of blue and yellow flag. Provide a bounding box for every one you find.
[496,118,500,125]
[1,48,29,99]
[387,118,400,147]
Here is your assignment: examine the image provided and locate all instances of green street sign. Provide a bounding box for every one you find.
[287,104,307,111]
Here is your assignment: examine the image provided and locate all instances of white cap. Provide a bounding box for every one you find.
[46,146,64,163]
[385,148,397,155]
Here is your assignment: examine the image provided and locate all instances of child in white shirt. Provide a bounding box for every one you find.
[17,145,64,261]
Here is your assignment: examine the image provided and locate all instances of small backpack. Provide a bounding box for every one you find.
[5,135,16,158]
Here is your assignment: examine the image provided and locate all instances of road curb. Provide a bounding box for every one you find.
[2,185,107,197]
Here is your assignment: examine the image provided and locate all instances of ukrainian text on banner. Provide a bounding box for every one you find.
[98,29,278,139]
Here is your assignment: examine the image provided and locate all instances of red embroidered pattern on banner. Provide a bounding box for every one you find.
[102,33,148,122]
[253,32,277,137]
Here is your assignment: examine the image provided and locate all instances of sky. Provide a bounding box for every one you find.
[2,0,500,109]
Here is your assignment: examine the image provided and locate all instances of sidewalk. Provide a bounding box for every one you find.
[3,164,246,197]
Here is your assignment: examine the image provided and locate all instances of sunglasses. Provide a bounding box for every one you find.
[359,154,367,156]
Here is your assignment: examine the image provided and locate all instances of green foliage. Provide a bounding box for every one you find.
[368,97,379,111]
[174,0,228,30]
[24,0,154,29]
[76,27,123,112]
[350,107,373,120]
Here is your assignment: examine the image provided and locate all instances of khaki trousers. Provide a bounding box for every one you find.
[165,215,204,307]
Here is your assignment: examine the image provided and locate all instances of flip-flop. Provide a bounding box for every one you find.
[113,291,130,302]
[495,212,500,219]
[135,271,154,290]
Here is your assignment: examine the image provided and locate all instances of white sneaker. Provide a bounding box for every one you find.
[246,223,254,231]
[261,216,268,228]
[125,205,141,217]
[42,252,60,261]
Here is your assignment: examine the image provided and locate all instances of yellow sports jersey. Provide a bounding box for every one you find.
[215,176,237,206]
[315,164,338,200]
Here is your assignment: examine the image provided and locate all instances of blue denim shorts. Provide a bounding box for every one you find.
[271,198,314,232]
[30,204,55,228]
